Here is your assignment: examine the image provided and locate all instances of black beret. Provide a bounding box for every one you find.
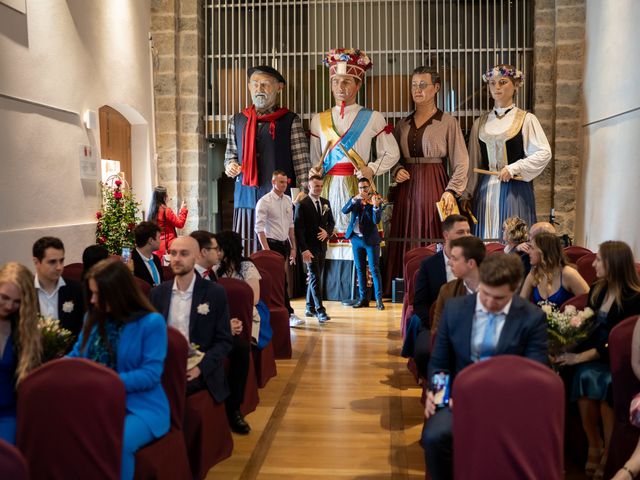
[247,65,286,84]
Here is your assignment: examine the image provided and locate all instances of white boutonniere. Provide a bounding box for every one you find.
[62,301,74,313]
[321,204,330,215]
[197,303,210,315]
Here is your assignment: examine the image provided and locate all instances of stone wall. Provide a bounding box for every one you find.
[151,0,206,232]
[533,0,585,237]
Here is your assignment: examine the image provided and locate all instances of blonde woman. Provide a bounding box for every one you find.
[0,262,42,444]
[520,231,589,306]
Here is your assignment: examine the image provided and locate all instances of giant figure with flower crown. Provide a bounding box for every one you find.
[464,64,552,240]
[309,48,400,299]
[225,66,311,254]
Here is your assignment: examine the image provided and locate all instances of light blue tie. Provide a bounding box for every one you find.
[148,258,160,285]
[479,312,499,360]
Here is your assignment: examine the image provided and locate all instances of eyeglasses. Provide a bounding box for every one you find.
[204,246,220,252]
[358,186,370,191]
[411,82,435,91]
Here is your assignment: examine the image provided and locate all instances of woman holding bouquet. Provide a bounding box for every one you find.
[555,241,640,478]
[0,263,41,444]
[520,231,589,306]
[68,260,169,480]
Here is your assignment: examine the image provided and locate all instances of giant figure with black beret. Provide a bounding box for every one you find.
[224,66,311,254]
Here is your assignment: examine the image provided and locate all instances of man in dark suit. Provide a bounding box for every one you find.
[294,175,335,322]
[342,177,385,310]
[412,215,471,378]
[132,221,164,287]
[150,236,233,417]
[421,254,548,480]
[32,236,84,336]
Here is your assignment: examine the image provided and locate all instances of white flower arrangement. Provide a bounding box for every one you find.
[38,315,75,361]
[321,203,330,215]
[539,301,595,358]
[62,301,74,313]
[196,303,210,315]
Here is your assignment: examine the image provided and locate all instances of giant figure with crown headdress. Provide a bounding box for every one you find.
[225,66,311,254]
[309,48,400,300]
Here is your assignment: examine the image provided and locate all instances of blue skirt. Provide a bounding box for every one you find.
[473,175,537,240]
[570,361,611,402]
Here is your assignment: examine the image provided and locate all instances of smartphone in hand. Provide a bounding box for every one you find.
[121,247,131,264]
[430,371,451,410]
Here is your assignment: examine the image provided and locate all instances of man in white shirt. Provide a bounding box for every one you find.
[149,236,233,411]
[132,221,164,286]
[32,236,84,336]
[255,170,304,326]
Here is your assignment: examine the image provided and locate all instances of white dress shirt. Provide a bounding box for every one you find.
[168,274,196,342]
[443,250,455,283]
[470,294,513,362]
[255,190,294,242]
[35,275,66,319]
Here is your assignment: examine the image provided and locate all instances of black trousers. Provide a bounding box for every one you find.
[225,334,250,412]
[421,407,454,480]
[266,238,293,314]
[305,248,326,312]
[414,325,432,379]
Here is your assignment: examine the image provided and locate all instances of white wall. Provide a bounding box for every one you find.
[0,0,154,266]
[575,0,640,256]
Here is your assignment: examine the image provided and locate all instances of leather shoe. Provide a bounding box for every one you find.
[317,311,331,323]
[228,410,251,435]
[376,300,385,310]
[305,308,317,317]
[352,299,369,308]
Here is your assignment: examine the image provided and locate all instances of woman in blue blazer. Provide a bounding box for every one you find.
[68,260,169,480]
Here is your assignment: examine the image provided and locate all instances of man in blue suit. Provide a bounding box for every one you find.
[150,236,233,408]
[342,177,385,310]
[421,254,548,480]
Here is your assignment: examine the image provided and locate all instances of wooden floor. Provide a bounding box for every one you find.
[207,299,427,479]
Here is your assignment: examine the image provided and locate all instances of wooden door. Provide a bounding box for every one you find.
[99,106,132,185]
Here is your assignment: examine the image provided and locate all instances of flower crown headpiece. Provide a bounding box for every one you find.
[323,48,373,81]
[482,65,524,83]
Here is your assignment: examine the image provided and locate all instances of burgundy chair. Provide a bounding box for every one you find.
[564,245,593,265]
[0,439,28,480]
[217,277,260,415]
[559,293,589,312]
[577,253,598,286]
[401,255,429,337]
[485,242,506,255]
[250,269,278,387]
[403,245,437,270]
[62,262,84,282]
[162,265,174,282]
[17,358,126,480]
[134,276,152,297]
[251,250,292,359]
[134,327,192,480]
[604,316,640,478]
[453,356,564,480]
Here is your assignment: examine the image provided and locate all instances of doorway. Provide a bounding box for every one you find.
[99,105,132,185]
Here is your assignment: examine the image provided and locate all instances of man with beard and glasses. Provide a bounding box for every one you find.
[224,66,311,254]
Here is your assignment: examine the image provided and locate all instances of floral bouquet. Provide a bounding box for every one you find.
[322,48,373,70]
[187,342,204,372]
[38,316,75,362]
[539,301,595,360]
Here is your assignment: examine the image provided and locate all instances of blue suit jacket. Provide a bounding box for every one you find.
[341,198,383,246]
[413,251,447,329]
[150,275,233,402]
[68,312,170,438]
[428,294,548,382]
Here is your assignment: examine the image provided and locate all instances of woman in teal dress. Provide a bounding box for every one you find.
[68,260,169,480]
[555,241,640,478]
[0,263,41,444]
[520,231,589,306]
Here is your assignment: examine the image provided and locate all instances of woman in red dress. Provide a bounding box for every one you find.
[147,186,188,262]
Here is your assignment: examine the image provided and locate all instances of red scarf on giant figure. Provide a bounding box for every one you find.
[240,105,290,187]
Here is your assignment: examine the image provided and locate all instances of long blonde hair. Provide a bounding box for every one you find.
[0,262,42,383]
[590,241,640,309]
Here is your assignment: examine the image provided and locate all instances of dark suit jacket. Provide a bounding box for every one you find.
[40,278,84,336]
[342,198,383,246]
[429,294,548,382]
[431,278,469,335]
[132,249,164,286]
[413,251,447,329]
[294,195,335,255]
[150,274,233,402]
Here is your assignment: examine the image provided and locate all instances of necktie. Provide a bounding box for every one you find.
[479,312,499,360]
[148,258,160,286]
[315,200,322,217]
[202,269,210,279]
